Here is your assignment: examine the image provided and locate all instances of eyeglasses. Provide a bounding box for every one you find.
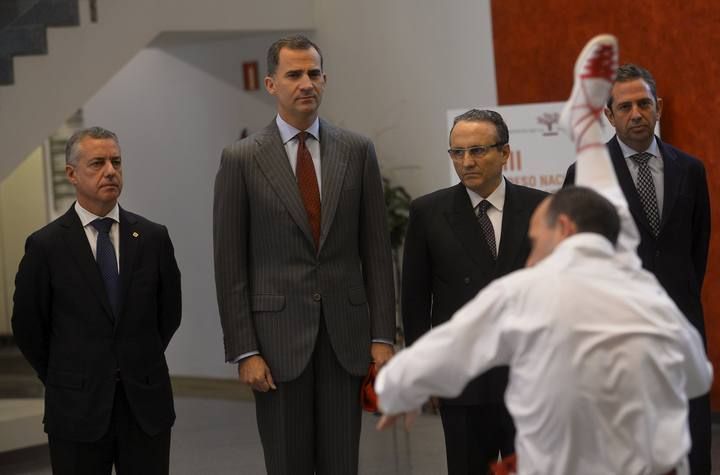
[447,143,505,161]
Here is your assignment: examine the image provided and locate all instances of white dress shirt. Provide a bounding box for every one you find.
[74,201,120,271]
[376,137,712,475]
[466,177,505,254]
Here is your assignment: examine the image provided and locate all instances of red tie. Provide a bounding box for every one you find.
[296,132,321,248]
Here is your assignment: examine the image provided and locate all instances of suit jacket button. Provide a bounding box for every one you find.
[312,292,322,302]
[464,277,471,284]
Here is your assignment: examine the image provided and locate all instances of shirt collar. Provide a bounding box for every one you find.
[466,176,506,212]
[617,135,660,160]
[276,115,320,145]
[552,233,615,259]
[74,201,120,227]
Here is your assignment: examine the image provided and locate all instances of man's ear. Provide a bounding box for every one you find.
[556,214,578,238]
[655,96,663,121]
[500,144,510,167]
[264,75,275,95]
[604,107,615,127]
[65,164,77,185]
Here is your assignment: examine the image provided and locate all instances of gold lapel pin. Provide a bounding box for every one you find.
[132,232,139,238]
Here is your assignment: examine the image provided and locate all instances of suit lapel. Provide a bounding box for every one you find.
[608,137,656,236]
[253,121,316,247]
[60,206,114,323]
[496,180,526,273]
[444,184,496,269]
[318,119,349,251]
[117,207,140,326]
[657,138,681,232]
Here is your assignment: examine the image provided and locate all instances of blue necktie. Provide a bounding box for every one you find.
[91,218,119,317]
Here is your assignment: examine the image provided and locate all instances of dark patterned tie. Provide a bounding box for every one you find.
[630,152,661,236]
[296,132,321,248]
[91,218,119,317]
[476,200,497,260]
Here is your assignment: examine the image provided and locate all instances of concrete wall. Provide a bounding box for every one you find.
[0,148,48,334]
[314,0,497,198]
[83,32,284,378]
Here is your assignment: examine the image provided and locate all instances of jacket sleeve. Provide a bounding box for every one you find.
[157,225,182,350]
[213,146,258,361]
[690,161,711,291]
[359,141,396,342]
[401,200,432,346]
[11,235,52,383]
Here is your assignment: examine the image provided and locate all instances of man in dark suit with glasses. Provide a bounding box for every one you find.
[401,109,547,474]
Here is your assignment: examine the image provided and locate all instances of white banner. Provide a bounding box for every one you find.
[447,102,658,192]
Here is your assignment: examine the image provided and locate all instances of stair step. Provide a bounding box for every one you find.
[0,0,79,29]
[0,0,35,29]
[0,24,47,57]
[17,0,79,28]
[0,4,21,30]
[0,56,13,85]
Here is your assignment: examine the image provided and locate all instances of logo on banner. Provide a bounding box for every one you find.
[537,112,560,136]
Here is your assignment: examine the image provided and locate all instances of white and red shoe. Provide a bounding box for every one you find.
[559,34,618,152]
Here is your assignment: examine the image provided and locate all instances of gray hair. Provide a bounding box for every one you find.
[449,109,509,146]
[65,126,120,165]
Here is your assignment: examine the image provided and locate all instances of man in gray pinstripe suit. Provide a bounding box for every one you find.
[213,35,396,474]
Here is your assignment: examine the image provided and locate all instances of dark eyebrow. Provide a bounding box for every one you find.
[285,68,322,76]
[89,155,121,161]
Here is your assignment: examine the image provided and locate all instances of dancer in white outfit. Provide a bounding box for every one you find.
[375,35,712,475]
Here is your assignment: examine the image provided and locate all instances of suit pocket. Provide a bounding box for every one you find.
[46,369,84,390]
[251,295,286,312]
[348,287,367,305]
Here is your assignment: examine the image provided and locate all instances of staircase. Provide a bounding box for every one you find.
[0,0,314,182]
[0,0,82,86]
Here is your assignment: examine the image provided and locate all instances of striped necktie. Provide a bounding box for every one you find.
[630,152,660,236]
[476,200,497,260]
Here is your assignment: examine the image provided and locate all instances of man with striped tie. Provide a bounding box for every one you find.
[401,109,546,474]
[213,35,395,475]
[563,64,712,475]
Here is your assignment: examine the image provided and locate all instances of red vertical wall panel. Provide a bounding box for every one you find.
[490,0,720,407]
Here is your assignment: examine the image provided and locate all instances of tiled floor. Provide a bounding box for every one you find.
[0,397,448,474]
[4,398,720,474]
